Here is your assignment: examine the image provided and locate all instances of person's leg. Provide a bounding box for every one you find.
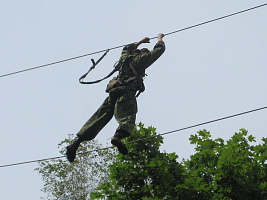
[114,90,137,136]
[112,91,137,154]
[77,96,115,141]
[67,96,115,162]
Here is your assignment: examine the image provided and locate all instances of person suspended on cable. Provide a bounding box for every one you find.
[66,33,165,162]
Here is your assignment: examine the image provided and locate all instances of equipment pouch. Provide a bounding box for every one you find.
[106,77,122,93]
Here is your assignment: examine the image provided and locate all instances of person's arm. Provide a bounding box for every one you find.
[121,43,136,58]
[120,37,150,60]
[139,33,165,69]
[135,37,150,47]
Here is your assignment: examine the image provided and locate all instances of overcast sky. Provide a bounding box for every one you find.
[1,1,267,199]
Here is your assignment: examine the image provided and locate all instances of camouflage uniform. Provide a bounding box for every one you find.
[77,41,165,141]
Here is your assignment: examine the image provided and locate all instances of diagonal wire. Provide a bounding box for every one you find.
[0,105,266,168]
[150,3,267,39]
[1,3,267,78]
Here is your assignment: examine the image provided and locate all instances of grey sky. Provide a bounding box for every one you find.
[1,1,267,199]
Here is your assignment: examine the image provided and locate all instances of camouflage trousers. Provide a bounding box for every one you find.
[77,90,137,141]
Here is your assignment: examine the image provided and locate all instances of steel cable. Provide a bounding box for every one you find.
[1,3,266,78]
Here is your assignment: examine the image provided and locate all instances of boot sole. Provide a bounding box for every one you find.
[111,139,128,155]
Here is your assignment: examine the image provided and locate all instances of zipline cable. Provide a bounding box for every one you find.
[1,3,267,79]
[150,3,267,39]
[0,105,266,168]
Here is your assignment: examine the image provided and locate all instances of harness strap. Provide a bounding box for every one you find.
[125,59,146,97]
[79,49,111,84]
[79,51,145,97]
[80,68,118,84]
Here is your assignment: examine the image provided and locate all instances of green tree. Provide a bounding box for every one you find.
[91,126,267,200]
[178,129,267,200]
[35,134,116,200]
[91,123,185,200]
[36,126,267,200]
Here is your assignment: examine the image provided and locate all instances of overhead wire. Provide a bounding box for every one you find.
[1,3,267,167]
[150,3,267,39]
[0,105,266,168]
[0,3,267,79]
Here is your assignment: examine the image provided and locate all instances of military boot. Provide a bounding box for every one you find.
[66,137,83,163]
[111,131,129,155]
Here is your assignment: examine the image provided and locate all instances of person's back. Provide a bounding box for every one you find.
[119,37,165,76]
[109,34,165,96]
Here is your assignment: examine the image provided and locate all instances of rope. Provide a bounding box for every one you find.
[0,105,266,168]
[1,3,266,78]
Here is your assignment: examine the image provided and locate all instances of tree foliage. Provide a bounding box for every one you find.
[36,125,267,200]
[35,134,116,200]
[91,123,185,199]
[91,125,267,200]
[179,129,267,200]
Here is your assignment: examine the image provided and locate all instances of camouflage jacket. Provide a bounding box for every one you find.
[119,41,166,79]
[107,41,165,94]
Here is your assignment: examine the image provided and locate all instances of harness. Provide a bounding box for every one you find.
[79,50,146,97]
[119,55,146,97]
[79,50,113,84]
